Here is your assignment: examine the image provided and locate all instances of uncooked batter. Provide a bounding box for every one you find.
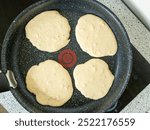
[25,10,71,52]
[73,59,114,100]
[26,60,73,107]
[75,14,117,57]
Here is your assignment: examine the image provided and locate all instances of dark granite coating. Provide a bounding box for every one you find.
[1,0,132,112]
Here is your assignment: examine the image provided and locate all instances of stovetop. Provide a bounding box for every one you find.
[108,47,150,112]
[0,0,150,112]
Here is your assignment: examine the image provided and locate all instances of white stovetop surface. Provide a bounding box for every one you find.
[0,0,150,113]
[122,0,150,30]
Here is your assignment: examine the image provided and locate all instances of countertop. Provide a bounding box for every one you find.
[0,0,150,113]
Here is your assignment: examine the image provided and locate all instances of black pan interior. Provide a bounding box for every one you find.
[1,0,132,112]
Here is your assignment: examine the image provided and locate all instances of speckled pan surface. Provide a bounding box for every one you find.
[1,0,132,112]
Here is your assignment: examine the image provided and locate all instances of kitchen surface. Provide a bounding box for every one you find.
[0,0,150,113]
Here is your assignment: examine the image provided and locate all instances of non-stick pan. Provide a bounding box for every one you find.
[0,0,132,112]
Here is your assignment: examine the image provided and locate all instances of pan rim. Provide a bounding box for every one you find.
[1,0,132,113]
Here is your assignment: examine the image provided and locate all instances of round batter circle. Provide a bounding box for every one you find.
[25,10,71,52]
[75,14,117,57]
[73,59,114,100]
[26,60,73,107]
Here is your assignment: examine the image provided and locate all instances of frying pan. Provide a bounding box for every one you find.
[0,0,132,112]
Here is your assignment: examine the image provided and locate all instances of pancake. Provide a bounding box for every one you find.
[26,60,73,106]
[75,14,117,57]
[73,59,114,100]
[25,10,71,52]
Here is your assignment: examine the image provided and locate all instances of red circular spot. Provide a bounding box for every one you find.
[58,49,77,68]
[62,53,73,64]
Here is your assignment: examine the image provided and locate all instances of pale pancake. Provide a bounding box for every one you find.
[25,10,71,52]
[26,60,73,106]
[75,14,117,57]
[73,59,114,100]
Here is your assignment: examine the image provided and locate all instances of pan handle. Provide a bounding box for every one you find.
[0,70,10,92]
[0,42,9,92]
[0,70,17,92]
